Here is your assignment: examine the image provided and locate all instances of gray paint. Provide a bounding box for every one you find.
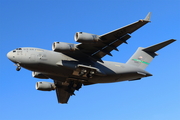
[6,12,176,104]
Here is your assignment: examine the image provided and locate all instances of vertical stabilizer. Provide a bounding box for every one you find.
[126,39,176,69]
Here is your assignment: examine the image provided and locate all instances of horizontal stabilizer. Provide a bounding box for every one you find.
[126,39,176,69]
[143,39,176,53]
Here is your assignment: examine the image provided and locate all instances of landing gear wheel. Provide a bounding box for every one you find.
[16,66,21,71]
[87,70,95,78]
[15,63,21,71]
[79,69,87,76]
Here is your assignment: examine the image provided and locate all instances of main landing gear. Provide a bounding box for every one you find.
[79,69,87,76]
[61,81,82,96]
[78,69,95,78]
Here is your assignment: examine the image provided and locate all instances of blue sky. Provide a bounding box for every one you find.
[0,0,180,120]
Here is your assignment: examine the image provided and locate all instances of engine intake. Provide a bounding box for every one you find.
[32,72,49,79]
[52,42,76,52]
[35,82,56,91]
[74,32,99,43]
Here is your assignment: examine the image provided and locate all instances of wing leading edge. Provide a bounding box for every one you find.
[77,12,151,62]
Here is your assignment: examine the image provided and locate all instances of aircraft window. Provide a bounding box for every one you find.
[36,49,44,52]
[16,48,22,50]
[13,50,16,52]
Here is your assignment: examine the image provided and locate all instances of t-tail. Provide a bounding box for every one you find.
[126,39,176,69]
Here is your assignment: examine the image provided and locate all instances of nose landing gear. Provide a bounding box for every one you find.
[15,63,21,71]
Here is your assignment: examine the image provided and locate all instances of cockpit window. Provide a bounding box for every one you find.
[13,50,16,52]
[16,48,22,50]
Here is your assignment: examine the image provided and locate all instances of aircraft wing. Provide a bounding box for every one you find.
[45,74,94,104]
[55,85,74,104]
[52,79,75,104]
[77,12,151,62]
[43,75,73,104]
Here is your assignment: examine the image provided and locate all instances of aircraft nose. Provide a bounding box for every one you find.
[7,51,15,61]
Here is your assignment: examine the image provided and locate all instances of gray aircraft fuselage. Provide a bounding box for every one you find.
[7,12,175,104]
[7,47,151,83]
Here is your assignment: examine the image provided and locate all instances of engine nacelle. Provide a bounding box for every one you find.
[32,72,49,79]
[52,42,76,52]
[74,32,99,43]
[35,82,56,91]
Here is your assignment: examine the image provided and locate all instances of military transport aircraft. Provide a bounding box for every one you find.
[7,12,176,104]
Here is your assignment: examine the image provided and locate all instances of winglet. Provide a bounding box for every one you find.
[144,12,152,21]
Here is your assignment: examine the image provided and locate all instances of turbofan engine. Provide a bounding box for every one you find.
[35,82,56,91]
[32,71,49,79]
[52,42,76,52]
[74,32,100,43]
